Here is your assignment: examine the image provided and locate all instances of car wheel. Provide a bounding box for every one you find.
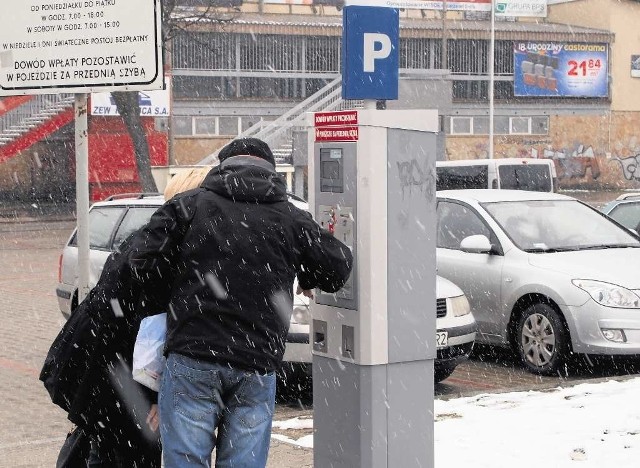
[434,366,456,384]
[516,303,569,375]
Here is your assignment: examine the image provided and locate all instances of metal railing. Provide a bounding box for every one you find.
[0,94,74,143]
[198,76,349,165]
[196,70,447,165]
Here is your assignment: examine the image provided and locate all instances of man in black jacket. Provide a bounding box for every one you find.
[127,138,353,468]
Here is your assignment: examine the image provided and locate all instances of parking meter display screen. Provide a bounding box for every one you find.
[320,148,344,192]
[321,161,340,179]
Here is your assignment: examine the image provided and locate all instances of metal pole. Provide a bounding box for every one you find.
[488,0,495,159]
[75,93,91,303]
[442,0,447,69]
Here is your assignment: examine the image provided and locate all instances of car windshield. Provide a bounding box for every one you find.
[483,199,640,252]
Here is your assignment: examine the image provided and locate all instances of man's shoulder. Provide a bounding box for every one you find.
[169,187,206,203]
[274,200,314,224]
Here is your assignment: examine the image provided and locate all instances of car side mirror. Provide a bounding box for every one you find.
[460,235,493,254]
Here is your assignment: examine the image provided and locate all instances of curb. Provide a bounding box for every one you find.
[0,215,76,224]
[437,372,640,401]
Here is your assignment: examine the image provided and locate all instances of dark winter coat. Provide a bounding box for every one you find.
[40,236,167,451]
[127,159,353,373]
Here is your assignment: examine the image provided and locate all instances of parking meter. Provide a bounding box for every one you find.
[308,108,439,467]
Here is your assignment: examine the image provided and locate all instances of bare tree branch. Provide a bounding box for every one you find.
[112,92,157,192]
[117,1,236,195]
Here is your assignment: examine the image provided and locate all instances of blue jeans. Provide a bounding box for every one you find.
[159,353,276,468]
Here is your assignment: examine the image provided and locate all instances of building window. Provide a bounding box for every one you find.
[473,117,490,134]
[173,116,193,136]
[450,117,473,135]
[531,116,549,135]
[509,117,531,134]
[241,117,263,132]
[172,116,278,137]
[173,116,242,137]
[218,117,240,136]
[194,117,217,136]
[447,116,549,136]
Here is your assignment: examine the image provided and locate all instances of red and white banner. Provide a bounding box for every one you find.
[314,110,359,141]
[315,126,359,142]
[314,110,358,127]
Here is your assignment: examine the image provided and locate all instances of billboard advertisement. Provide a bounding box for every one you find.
[342,0,546,14]
[514,42,608,98]
[343,0,492,11]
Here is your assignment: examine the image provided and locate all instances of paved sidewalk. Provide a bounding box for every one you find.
[0,220,313,467]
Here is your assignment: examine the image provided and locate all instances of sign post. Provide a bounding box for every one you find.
[75,93,91,301]
[0,0,164,301]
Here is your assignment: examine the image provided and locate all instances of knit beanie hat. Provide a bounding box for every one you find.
[218,138,276,167]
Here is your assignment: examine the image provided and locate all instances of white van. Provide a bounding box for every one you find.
[436,158,557,192]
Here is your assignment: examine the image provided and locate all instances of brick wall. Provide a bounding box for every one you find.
[445,112,640,190]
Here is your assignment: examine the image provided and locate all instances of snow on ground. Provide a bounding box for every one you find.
[272,377,640,466]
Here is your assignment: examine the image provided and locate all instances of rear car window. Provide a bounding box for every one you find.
[498,165,552,192]
[436,165,488,190]
[69,207,126,249]
[608,203,640,232]
[113,207,159,248]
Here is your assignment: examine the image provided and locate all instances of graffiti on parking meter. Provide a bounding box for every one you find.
[0,0,162,95]
[397,158,435,200]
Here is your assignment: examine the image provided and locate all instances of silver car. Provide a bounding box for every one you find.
[436,189,640,375]
[601,193,640,234]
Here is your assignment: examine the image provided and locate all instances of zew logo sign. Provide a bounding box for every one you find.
[342,6,399,100]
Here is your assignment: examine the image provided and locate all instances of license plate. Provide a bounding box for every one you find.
[436,331,448,348]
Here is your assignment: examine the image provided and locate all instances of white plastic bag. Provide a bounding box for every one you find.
[132,313,167,392]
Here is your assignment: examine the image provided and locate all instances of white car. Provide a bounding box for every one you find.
[55,194,312,374]
[55,193,476,385]
[436,189,640,375]
[434,275,477,383]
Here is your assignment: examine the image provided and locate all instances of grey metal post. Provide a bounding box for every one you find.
[75,93,90,303]
[309,109,438,468]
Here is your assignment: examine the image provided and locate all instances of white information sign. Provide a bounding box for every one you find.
[0,0,163,96]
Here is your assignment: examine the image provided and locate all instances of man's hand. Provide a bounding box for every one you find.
[146,404,160,432]
[296,286,314,299]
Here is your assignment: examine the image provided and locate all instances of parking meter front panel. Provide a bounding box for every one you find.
[312,142,358,359]
[315,144,357,310]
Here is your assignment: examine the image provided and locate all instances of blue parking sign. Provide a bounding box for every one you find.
[342,6,399,100]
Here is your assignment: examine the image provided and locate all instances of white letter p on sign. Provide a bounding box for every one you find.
[363,33,391,73]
